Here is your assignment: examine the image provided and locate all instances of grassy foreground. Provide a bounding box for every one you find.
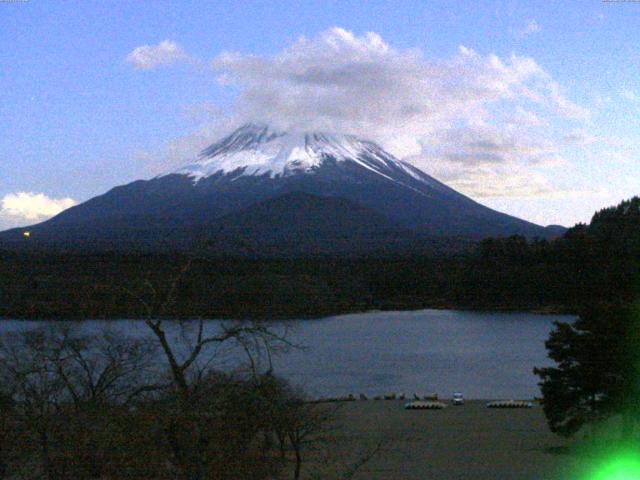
[311,400,580,480]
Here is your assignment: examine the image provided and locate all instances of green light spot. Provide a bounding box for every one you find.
[590,452,640,480]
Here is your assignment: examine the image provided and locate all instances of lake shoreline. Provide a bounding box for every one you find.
[0,310,570,400]
[0,303,574,322]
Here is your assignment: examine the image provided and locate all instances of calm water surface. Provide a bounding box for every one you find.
[0,309,573,399]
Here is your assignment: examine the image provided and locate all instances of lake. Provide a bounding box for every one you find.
[0,309,573,399]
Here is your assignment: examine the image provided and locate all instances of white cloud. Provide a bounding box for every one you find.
[126,40,188,70]
[418,157,583,201]
[134,120,240,176]
[621,88,640,102]
[153,28,590,200]
[547,82,591,120]
[505,107,546,127]
[519,19,541,37]
[401,120,579,200]
[211,28,587,145]
[407,134,568,200]
[1,192,77,223]
[563,129,598,146]
[420,125,563,166]
[447,171,562,199]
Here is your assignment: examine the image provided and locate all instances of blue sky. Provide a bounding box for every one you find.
[1,0,639,229]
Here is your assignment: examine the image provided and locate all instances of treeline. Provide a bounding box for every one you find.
[0,320,357,479]
[1,197,638,320]
[533,197,640,445]
[0,251,557,319]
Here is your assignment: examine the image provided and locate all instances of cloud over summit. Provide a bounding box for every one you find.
[212,27,584,143]
[205,27,589,198]
[132,28,591,201]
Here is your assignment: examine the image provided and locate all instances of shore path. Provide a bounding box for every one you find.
[320,400,579,479]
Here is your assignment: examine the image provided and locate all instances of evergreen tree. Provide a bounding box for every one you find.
[534,302,640,439]
[535,197,640,441]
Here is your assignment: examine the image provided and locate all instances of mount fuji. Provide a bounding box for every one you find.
[0,124,563,252]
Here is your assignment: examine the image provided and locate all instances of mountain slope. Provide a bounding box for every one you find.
[204,191,439,256]
[0,124,562,250]
[213,191,400,239]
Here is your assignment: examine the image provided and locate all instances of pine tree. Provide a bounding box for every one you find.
[534,301,640,440]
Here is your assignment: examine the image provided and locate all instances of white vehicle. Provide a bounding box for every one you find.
[452,392,464,405]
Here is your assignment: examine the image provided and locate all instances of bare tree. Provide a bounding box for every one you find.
[0,316,379,480]
[120,259,296,479]
[0,324,163,480]
[287,400,335,480]
[0,328,69,479]
[43,325,161,408]
[125,259,293,394]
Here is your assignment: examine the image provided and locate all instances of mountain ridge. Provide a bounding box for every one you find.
[0,124,565,251]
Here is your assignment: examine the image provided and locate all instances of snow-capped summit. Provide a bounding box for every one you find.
[171,124,441,193]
